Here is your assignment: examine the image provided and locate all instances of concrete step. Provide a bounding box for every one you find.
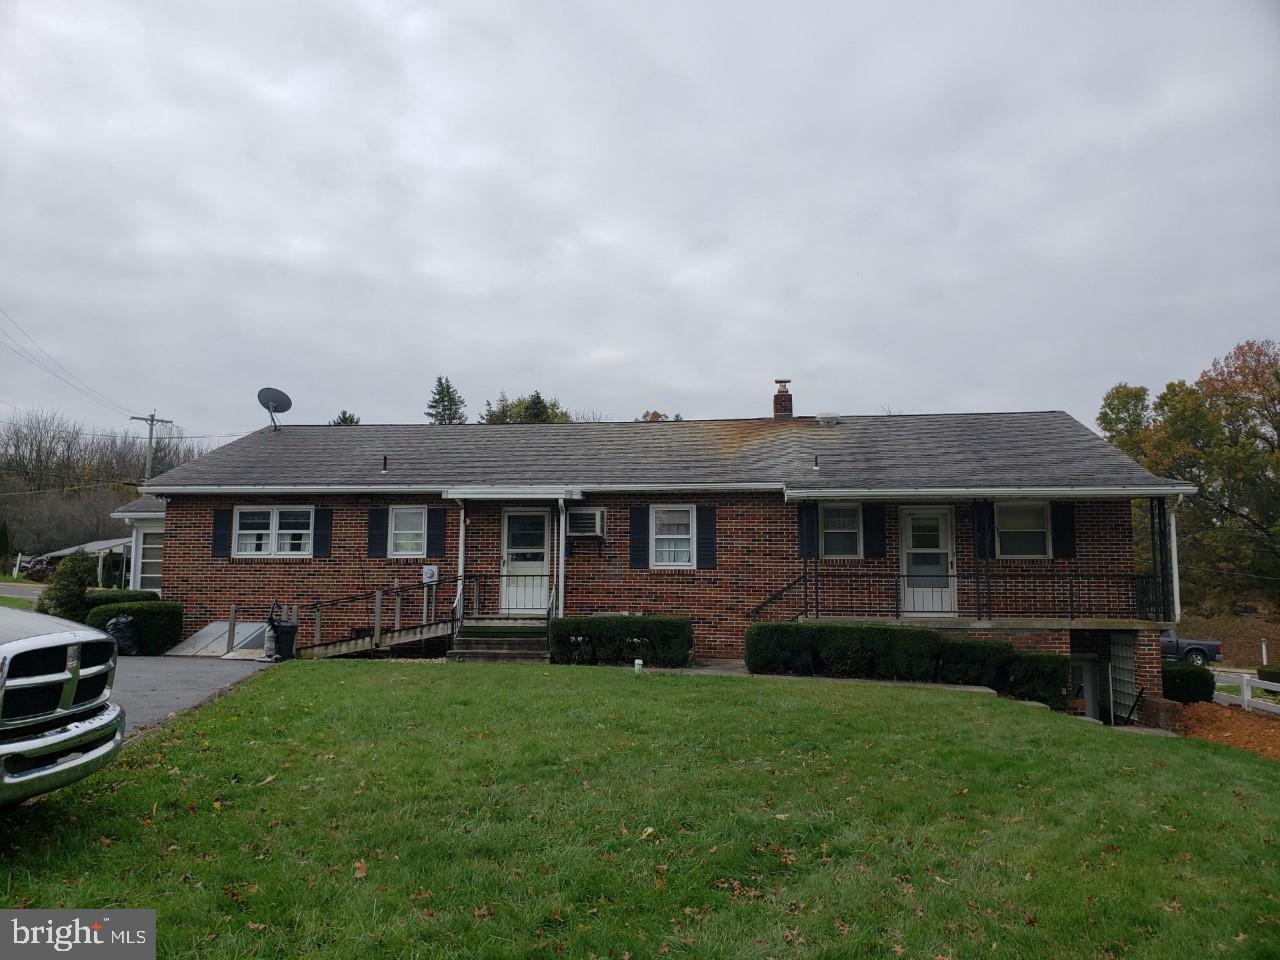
[450,637,548,653]
[457,625,546,640]
[446,648,551,664]
[462,616,546,629]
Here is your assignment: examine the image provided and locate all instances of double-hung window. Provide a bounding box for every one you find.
[390,507,427,556]
[820,504,861,558]
[995,502,1051,558]
[651,505,695,568]
[234,507,314,557]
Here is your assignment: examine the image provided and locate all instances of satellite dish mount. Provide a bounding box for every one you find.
[257,387,293,431]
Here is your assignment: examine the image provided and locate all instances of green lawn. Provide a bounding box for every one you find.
[3,663,1277,959]
[0,595,33,610]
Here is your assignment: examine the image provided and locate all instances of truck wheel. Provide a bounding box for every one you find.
[1184,650,1206,667]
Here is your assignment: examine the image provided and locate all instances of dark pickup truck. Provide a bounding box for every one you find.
[1159,629,1223,668]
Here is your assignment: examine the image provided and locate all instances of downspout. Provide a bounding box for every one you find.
[557,497,567,617]
[1169,495,1182,623]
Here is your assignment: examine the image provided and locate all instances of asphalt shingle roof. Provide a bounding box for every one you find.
[144,412,1191,496]
[111,495,167,517]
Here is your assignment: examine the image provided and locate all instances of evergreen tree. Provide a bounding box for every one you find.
[42,550,97,622]
[480,390,573,424]
[426,376,468,424]
[329,410,361,425]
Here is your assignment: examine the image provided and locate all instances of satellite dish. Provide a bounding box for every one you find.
[257,387,293,430]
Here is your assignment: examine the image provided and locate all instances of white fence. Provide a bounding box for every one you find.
[1212,671,1280,717]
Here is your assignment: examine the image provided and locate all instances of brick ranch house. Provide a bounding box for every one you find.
[119,383,1193,723]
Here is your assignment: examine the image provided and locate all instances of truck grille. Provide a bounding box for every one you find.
[0,639,117,731]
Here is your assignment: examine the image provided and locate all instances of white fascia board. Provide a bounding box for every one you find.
[784,484,1197,501]
[575,482,783,493]
[109,511,165,521]
[143,484,450,495]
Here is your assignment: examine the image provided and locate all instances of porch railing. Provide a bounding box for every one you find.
[749,567,1172,623]
[459,573,553,618]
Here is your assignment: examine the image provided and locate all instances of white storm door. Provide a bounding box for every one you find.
[900,507,956,616]
[501,510,549,613]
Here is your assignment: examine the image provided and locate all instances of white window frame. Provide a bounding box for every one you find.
[650,504,696,570]
[819,502,863,559]
[994,501,1052,560]
[389,506,428,557]
[232,505,315,558]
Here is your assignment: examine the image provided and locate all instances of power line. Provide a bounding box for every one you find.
[1184,566,1280,584]
[0,481,132,499]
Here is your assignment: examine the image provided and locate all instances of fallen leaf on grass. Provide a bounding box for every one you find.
[353,860,368,879]
[96,837,114,847]
[638,827,654,841]
[474,904,492,921]
[247,922,268,931]
[257,775,276,786]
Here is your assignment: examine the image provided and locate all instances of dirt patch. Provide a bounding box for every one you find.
[1183,701,1280,761]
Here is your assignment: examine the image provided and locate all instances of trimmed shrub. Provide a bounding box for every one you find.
[1162,661,1216,704]
[41,551,98,623]
[937,639,1016,688]
[85,601,183,655]
[744,622,817,675]
[747,622,947,681]
[1257,665,1280,684]
[86,588,160,610]
[1005,652,1069,710]
[550,615,692,668]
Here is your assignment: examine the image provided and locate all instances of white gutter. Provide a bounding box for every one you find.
[784,484,1197,501]
[143,481,785,495]
[557,498,567,617]
[1170,495,1182,623]
[443,485,584,500]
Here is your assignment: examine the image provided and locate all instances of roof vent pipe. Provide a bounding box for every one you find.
[773,379,793,419]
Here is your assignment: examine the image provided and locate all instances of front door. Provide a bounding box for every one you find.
[501,510,549,614]
[900,507,956,616]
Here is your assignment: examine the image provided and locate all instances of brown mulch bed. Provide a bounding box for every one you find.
[1183,701,1280,761]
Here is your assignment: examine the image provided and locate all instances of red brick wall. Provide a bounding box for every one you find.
[162,493,1147,661]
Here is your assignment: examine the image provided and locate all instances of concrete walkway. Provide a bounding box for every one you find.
[112,657,270,734]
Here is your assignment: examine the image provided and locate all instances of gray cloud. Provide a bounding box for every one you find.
[2,0,1277,437]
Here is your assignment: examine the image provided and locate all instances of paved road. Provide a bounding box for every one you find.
[112,657,271,734]
[0,582,43,600]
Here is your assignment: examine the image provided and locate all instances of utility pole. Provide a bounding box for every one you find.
[129,410,174,481]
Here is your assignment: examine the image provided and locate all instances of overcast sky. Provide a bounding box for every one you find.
[1,1,1277,441]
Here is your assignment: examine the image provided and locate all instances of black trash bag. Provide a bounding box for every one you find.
[105,614,140,656]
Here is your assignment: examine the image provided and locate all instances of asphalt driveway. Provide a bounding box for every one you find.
[112,657,270,734]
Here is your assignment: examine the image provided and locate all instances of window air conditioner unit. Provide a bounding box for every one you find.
[566,507,605,537]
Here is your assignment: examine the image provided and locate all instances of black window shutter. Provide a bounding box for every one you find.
[797,502,818,558]
[863,503,886,558]
[426,507,447,557]
[368,507,389,558]
[973,501,996,560]
[313,507,333,558]
[1050,502,1076,559]
[212,508,233,558]
[696,505,717,569]
[629,504,649,569]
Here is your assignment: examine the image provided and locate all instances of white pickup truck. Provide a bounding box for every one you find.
[0,607,125,805]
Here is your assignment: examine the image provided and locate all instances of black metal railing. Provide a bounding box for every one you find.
[749,566,1172,623]
[306,576,463,649]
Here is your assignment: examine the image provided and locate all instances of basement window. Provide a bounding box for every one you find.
[234,506,314,557]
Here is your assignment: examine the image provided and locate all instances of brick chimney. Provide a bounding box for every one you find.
[773,379,793,419]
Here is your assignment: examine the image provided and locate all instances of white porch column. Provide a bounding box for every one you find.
[1169,496,1181,623]
[454,500,467,615]
[557,498,567,617]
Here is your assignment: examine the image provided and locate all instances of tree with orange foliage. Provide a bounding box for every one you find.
[1098,340,1279,613]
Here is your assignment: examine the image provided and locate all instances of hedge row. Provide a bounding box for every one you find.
[86,588,160,610]
[1258,664,1280,684]
[1162,661,1216,704]
[85,601,184,656]
[549,615,693,668]
[744,622,1070,709]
